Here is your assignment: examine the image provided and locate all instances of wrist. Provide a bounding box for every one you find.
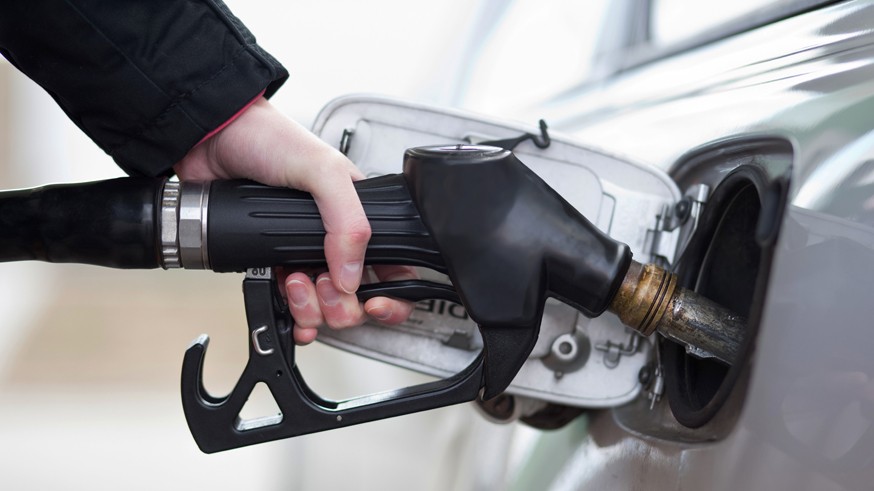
[174,91,266,180]
[196,90,266,146]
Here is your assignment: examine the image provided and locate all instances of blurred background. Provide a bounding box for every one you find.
[0,1,612,489]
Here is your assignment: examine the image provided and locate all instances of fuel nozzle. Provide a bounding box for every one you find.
[608,260,745,366]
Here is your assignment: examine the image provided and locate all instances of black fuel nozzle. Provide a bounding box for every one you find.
[179,144,634,452]
[400,145,632,398]
[0,145,744,453]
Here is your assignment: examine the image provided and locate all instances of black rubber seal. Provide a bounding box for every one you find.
[664,163,786,428]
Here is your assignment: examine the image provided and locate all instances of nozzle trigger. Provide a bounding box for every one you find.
[180,269,485,453]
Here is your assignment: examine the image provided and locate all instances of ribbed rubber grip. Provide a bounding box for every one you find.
[0,178,162,269]
[207,174,445,273]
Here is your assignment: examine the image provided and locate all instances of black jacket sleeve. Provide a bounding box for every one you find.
[0,0,288,176]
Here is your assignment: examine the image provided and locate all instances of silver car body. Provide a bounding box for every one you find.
[319,1,874,489]
[495,1,874,489]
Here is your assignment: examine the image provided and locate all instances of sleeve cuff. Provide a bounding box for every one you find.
[195,89,266,147]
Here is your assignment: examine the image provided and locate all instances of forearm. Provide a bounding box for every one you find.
[0,0,288,176]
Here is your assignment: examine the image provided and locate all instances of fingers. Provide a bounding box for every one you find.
[286,269,374,334]
[285,266,419,344]
[315,273,368,329]
[286,271,367,344]
[285,272,322,345]
[364,265,418,325]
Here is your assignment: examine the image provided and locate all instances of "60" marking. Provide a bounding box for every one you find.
[247,267,271,279]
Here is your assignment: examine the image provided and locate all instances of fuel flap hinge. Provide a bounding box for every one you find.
[644,184,710,268]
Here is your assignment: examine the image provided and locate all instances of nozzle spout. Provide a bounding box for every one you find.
[608,261,745,365]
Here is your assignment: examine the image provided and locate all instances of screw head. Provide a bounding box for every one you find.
[675,199,692,221]
[638,363,655,387]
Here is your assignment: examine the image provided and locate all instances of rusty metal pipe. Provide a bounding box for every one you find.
[607,261,745,365]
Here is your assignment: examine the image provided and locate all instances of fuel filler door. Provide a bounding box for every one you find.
[312,95,688,413]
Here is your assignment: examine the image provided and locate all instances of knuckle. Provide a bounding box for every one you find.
[293,315,320,330]
[315,153,351,180]
[290,307,321,329]
[344,224,372,247]
[325,316,355,330]
[324,306,365,330]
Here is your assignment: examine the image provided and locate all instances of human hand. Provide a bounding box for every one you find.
[174,97,415,344]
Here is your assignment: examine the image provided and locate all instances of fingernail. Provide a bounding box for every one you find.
[366,305,392,321]
[287,280,309,308]
[317,277,341,306]
[339,261,363,294]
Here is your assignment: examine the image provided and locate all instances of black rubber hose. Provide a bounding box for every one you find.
[0,178,162,269]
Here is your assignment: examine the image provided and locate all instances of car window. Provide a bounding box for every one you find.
[637,0,840,65]
[651,0,779,46]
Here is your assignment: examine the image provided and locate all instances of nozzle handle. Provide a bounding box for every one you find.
[206,175,445,273]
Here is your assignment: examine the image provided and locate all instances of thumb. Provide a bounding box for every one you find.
[309,159,371,294]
